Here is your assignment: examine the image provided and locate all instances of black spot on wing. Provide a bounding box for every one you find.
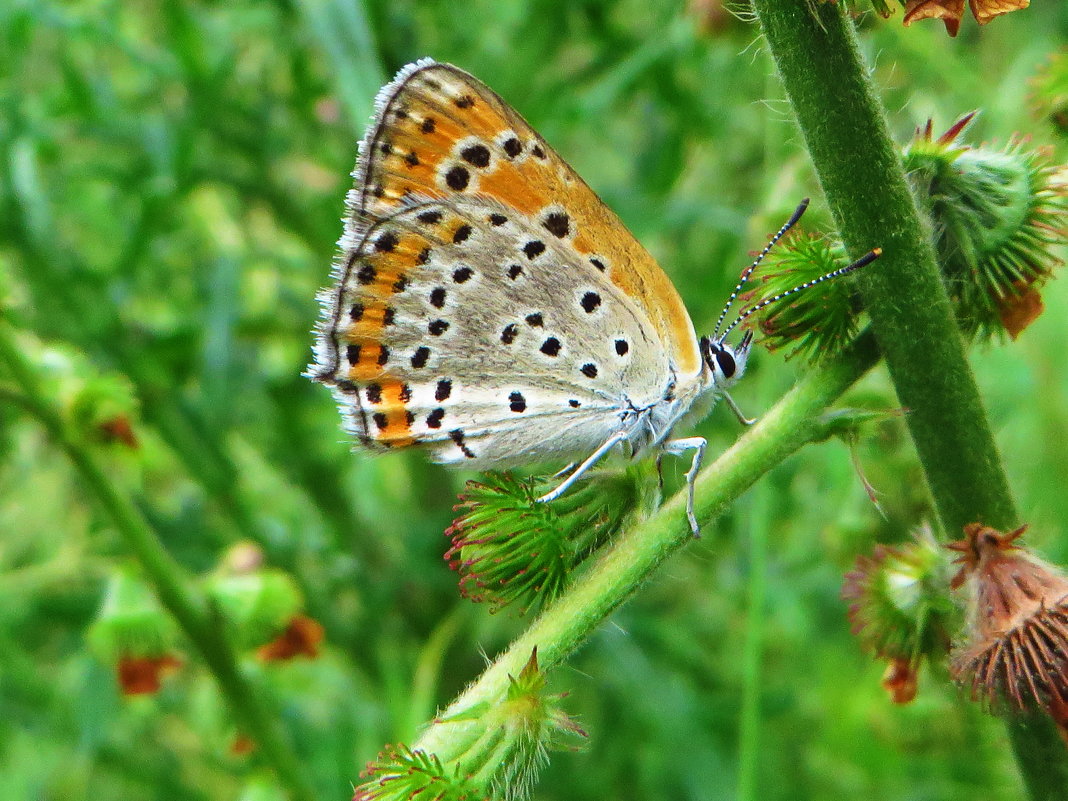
[375,232,398,252]
[446,166,470,191]
[523,240,546,260]
[580,292,601,313]
[543,212,570,238]
[460,144,491,168]
[411,347,430,368]
[540,337,561,356]
[450,429,476,458]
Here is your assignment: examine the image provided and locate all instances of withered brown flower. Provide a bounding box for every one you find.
[116,653,181,695]
[949,523,1068,713]
[882,657,920,704]
[997,283,1045,340]
[903,0,1029,36]
[256,614,325,661]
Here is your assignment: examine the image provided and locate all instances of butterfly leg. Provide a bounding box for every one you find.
[724,392,757,426]
[551,461,578,480]
[537,431,629,505]
[661,436,706,537]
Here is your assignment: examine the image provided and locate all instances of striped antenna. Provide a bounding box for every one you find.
[712,197,810,338]
[717,248,882,341]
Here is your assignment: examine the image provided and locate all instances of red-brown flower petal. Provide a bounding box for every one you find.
[116,654,181,695]
[256,615,324,661]
[903,0,965,35]
[969,0,1029,25]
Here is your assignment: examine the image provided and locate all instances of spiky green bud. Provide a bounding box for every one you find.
[87,566,182,694]
[205,568,304,650]
[841,525,958,702]
[355,650,584,801]
[904,113,1068,341]
[88,565,177,661]
[354,745,486,801]
[446,467,655,614]
[744,233,865,363]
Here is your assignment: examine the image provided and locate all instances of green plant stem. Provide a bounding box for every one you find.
[752,0,1015,536]
[414,330,880,759]
[5,141,362,650]
[751,2,1068,795]
[0,320,315,801]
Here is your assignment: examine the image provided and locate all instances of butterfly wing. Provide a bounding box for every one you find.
[311,59,702,466]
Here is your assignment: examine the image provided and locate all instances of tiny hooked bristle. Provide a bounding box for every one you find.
[718,247,881,340]
[712,198,810,338]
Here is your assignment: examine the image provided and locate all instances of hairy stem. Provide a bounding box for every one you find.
[751,1,1067,795]
[752,0,1015,534]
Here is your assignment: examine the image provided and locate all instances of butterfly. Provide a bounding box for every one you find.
[308,58,874,534]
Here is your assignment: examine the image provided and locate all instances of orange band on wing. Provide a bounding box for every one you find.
[366,379,415,447]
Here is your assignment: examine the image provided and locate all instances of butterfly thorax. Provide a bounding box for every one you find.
[626,329,752,454]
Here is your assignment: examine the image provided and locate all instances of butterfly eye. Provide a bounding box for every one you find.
[714,348,736,379]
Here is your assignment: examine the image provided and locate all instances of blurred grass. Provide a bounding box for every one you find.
[0,0,1066,799]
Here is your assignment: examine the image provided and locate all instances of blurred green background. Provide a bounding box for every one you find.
[1,0,1067,799]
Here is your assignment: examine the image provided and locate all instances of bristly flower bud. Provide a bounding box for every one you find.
[353,744,486,801]
[743,233,864,364]
[88,566,182,695]
[446,467,655,614]
[948,523,1068,719]
[491,650,588,800]
[354,650,584,801]
[841,525,957,703]
[206,545,315,653]
[904,113,1068,341]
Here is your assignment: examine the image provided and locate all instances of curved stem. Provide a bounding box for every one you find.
[0,320,315,801]
[415,330,880,759]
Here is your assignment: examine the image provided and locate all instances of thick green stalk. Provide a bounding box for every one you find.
[414,331,880,759]
[751,2,1067,795]
[752,1,1015,535]
[0,320,315,801]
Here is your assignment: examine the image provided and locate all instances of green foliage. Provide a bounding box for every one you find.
[0,1,1066,800]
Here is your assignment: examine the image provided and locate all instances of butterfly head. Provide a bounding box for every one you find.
[697,198,880,399]
[700,331,752,392]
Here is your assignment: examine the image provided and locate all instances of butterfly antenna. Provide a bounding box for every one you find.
[718,248,882,340]
[712,197,810,338]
